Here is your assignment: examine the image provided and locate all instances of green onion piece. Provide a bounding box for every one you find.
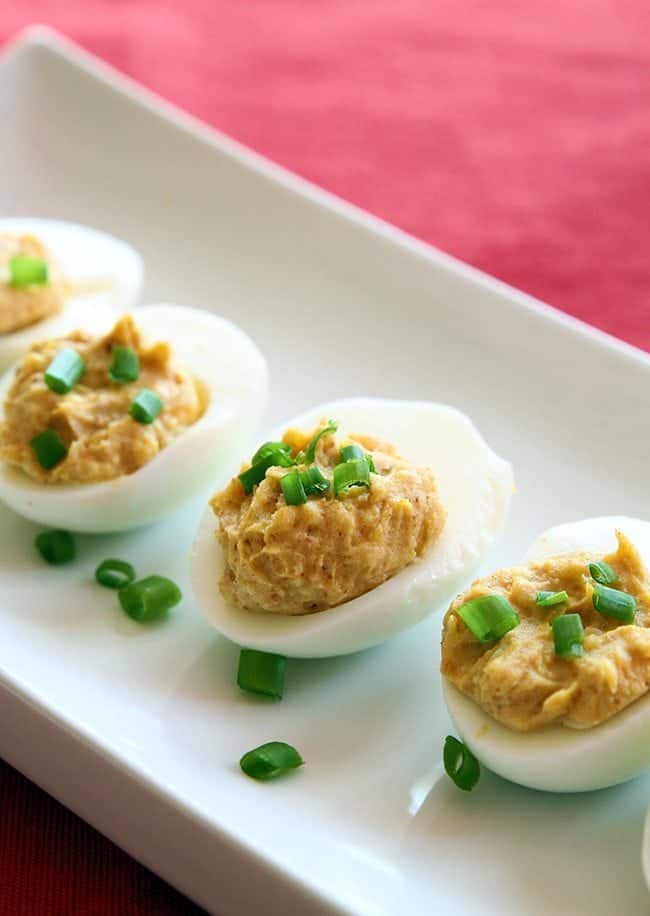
[299,419,338,464]
[366,453,377,473]
[592,584,636,623]
[588,560,618,586]
[119,575,182,622]
[237,649,286,699]
[30,429,67,469]
[333,457,371,497]
[9,255,48,287]
[95,558,136,590]
[34,530,75,565]
[129,388,163,424]
[552,613,585,658]
[299,465,330,497]
[443,736,480,792]
[109,345,140,383]
[44,348,86,395]
[252,441,293,466]
[457,594,520,642]
[281,469,307,505]
[238,450,294,494]
[536,590,569,608]
[340,444,364,462]
[240,741,304,781]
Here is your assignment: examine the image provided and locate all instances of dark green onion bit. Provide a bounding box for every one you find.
[44,348,86,394]
[119,575,182,622]
[443,736,480,792]
[297,419,338,464]
[238,442,294,494]
[536,590,569,608]
[457,594,520,642]
[552,613,585,658]
[109,345,140,384]
[588,560,618,586]
[95,558,136,590]
[9,255,48,287]
[299,466,330,497]
[237,649,286,699]
[333,457,371,497]
[30,429,67,469]
[340,444,376,473]
[240,741,304,781]
[35,530,76,565]
[281,469,307,505]
[129,388,163,424]
[252,441,293,465]
[592,584,636,623]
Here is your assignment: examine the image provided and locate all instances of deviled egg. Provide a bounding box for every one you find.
[442,516,650,792]
[191,398,514,657]
[0,218,143,371]
[0,304,267,531]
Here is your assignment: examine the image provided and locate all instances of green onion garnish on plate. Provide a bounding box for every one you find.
[240,741,304,781]
[299,465,330,497]
[298,419,338,464]
[119,575,182,622]
[9,255,48,288]
[340,444,364,462]
[95,558,136,590]
[237,649,286,699]
[333,457,371,497]
[443,735,480,792]
[44,348,86,395]
[592,583,636,623]
[30,429,67,469]
[129,388,163,424]
[35,530,76,565]
[552,613,585,658]
[109,345,140,384]
[536,590,569,608]
[252,441,293,466]
[281,469,307,505]
[457,594,520,642]
[588,560,618,586]
[238,444,294,494]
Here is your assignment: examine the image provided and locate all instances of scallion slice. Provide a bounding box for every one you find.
[240,741,304,781]
[237,649,286,699]
[552,613,585,658]
[298,419,338,464]
[252,441,293,466]
[457,594,520,642]
[109,345,140,384]
[129,388,163,424]
[35,530,75,565]
[340,444,364,462]
[119,575,182,622]
[95,558,136,590]
[443,736,480,792]
[592,584,636,623]
[281,469,307,505]
[9,255,48,288]
[588,560,618,586]
[536,590,569,608]
[238,449,294,494]
[333,457,371,497]
[299,465,330,497]
[30,429,67,469]
[44,348,86,395]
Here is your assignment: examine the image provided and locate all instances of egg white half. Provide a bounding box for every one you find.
[444,516,650,792]
[0,303,268,532]
[191,398,514,658]
[0,218,144,371]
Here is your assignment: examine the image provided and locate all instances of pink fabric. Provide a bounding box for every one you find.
[1,3,649,913]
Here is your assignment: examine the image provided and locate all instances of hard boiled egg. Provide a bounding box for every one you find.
[191,398,514,657]
[0,304,268,532]
[0,218,143,371]
[444,516,650,792]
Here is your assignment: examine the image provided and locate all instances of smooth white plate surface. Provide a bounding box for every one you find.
[1,28,649,916]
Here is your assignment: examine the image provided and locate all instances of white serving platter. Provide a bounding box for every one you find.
[1,27,649,916]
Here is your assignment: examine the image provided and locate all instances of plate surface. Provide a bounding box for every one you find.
[1,28,649,916]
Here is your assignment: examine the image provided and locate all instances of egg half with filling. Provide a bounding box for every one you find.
[442,516,650,792]
[0,218,143,371]
[191,398,514,657]
[0,303,267,532]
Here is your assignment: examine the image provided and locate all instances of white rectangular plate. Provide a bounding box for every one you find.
[1,27,648,916]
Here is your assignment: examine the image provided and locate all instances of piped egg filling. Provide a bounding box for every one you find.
[441,530,650,732]
[0,233,69,334]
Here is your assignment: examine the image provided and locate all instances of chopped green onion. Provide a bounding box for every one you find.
[536,590,569,608]
[129,388,163,424]
[457,594,520,642]
[552,613,585,658]
[237,649,286,699]
[252,441,294,466]
[240,741,304,781]
[9,255,48,288]
[443,736,480,792]
[588,560,618,586]
[592,584,636,623]
[281,469,307,505]
[109,345,140,383]
[30,429,67,469]
[44,348,86,395]
[340,444,364,462]
[299,465,330,497]
[95,558,136,590]
[333,457,371,497]
[119,575,182,622]
[298,419,338,464]
[35,530,75,565]
[238,450,294,494]
[366,453,377,473]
